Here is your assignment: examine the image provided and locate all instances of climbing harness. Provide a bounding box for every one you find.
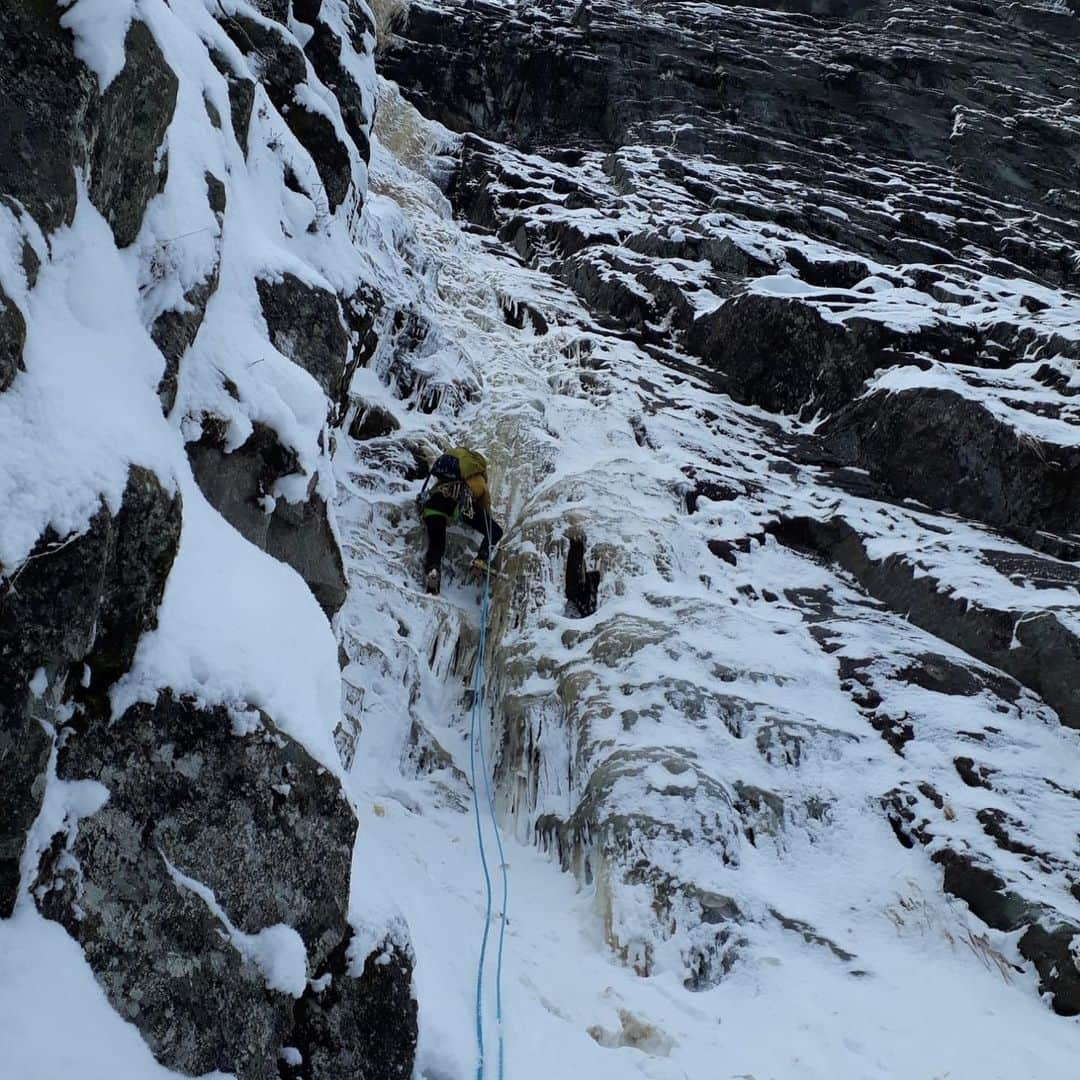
[469,515,509,1080]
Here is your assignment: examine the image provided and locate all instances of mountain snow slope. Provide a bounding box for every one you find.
[1,0,1080,1078]
[336,73,1080,1078]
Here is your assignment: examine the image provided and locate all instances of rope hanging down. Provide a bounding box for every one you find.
[469,517,509,1080]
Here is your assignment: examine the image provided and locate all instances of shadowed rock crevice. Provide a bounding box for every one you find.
[565,533,601,617]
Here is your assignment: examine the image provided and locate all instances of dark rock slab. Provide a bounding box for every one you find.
[209,48,257,156]
[286,930,417,1080]
[0,284,26,392]
[685,294,877,415]
[257,273,350,399]
[151,269,219,415]
[893,831,1080,1017]
[302,11,373,168]
[36,691,413,1077]
[0,12,177,245]
[188,421,347,617]
[0,467,181,916]
[90,21,178,247]
[823,387,1080,535]
[0,4,98,235]
[348,402,400,441]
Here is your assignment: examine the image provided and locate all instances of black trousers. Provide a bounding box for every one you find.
[423,494,503,573]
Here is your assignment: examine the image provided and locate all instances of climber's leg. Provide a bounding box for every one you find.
[423,512,448,573]
[465,507,503,565]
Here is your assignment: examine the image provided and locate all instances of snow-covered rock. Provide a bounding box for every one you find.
[1,2,415,1077]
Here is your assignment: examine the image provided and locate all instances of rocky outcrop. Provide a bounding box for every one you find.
[188,420,348,618]
[299,2,375,165]
[0,284,25,393]
[392,0,1080,420]
[89,21,178,248]
[0,9,176,246]
[0,467,182,916]
[36,691,414,1078]
[1,2,411,1074]
[768,515,1080,728]
[258,273,351,400]
[218,11,354,211]
[822,387,1080,535]
[348,401,400,441]
[152,270,220,415]
[287,929,417,1080]
[885,799,1080,1017]
[0,5,98,236]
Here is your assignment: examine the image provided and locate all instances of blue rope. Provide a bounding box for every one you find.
[468,515,508,1080]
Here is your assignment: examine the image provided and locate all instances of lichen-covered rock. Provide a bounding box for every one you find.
[0,4,97,235]
[151,270,219,415]
[822,387,1080,535]
[35,690,411,1078]
[0,283,26,393]
[286,930,418,1080]
[257,273,351,399]
[0,466,181,915]
[188,421,347,617]
[0,9,177,245]
[219,13,353,210]
[90,21,178,248]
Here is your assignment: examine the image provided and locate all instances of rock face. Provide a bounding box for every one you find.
[36,691,415,1078]
[151,271,219,415]
[258,274,352,400]
[0,8,177,246]
[219,11,355,212]
[88,21,179,248]
[0,468,182,917]
[0,284,26,392]
[376,0,1080,1020]
[188,420,348,618]
[1,2,416,1076]
[822,388,1080,535]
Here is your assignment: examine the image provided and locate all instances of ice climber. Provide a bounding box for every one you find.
[417,447,503,596]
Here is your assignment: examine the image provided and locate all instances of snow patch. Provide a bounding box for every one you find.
[58,0,136,91]
[164,857,309,998]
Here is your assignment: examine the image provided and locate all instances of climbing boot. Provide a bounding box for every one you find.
[425,567,441,595]
[470,558,489,577]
